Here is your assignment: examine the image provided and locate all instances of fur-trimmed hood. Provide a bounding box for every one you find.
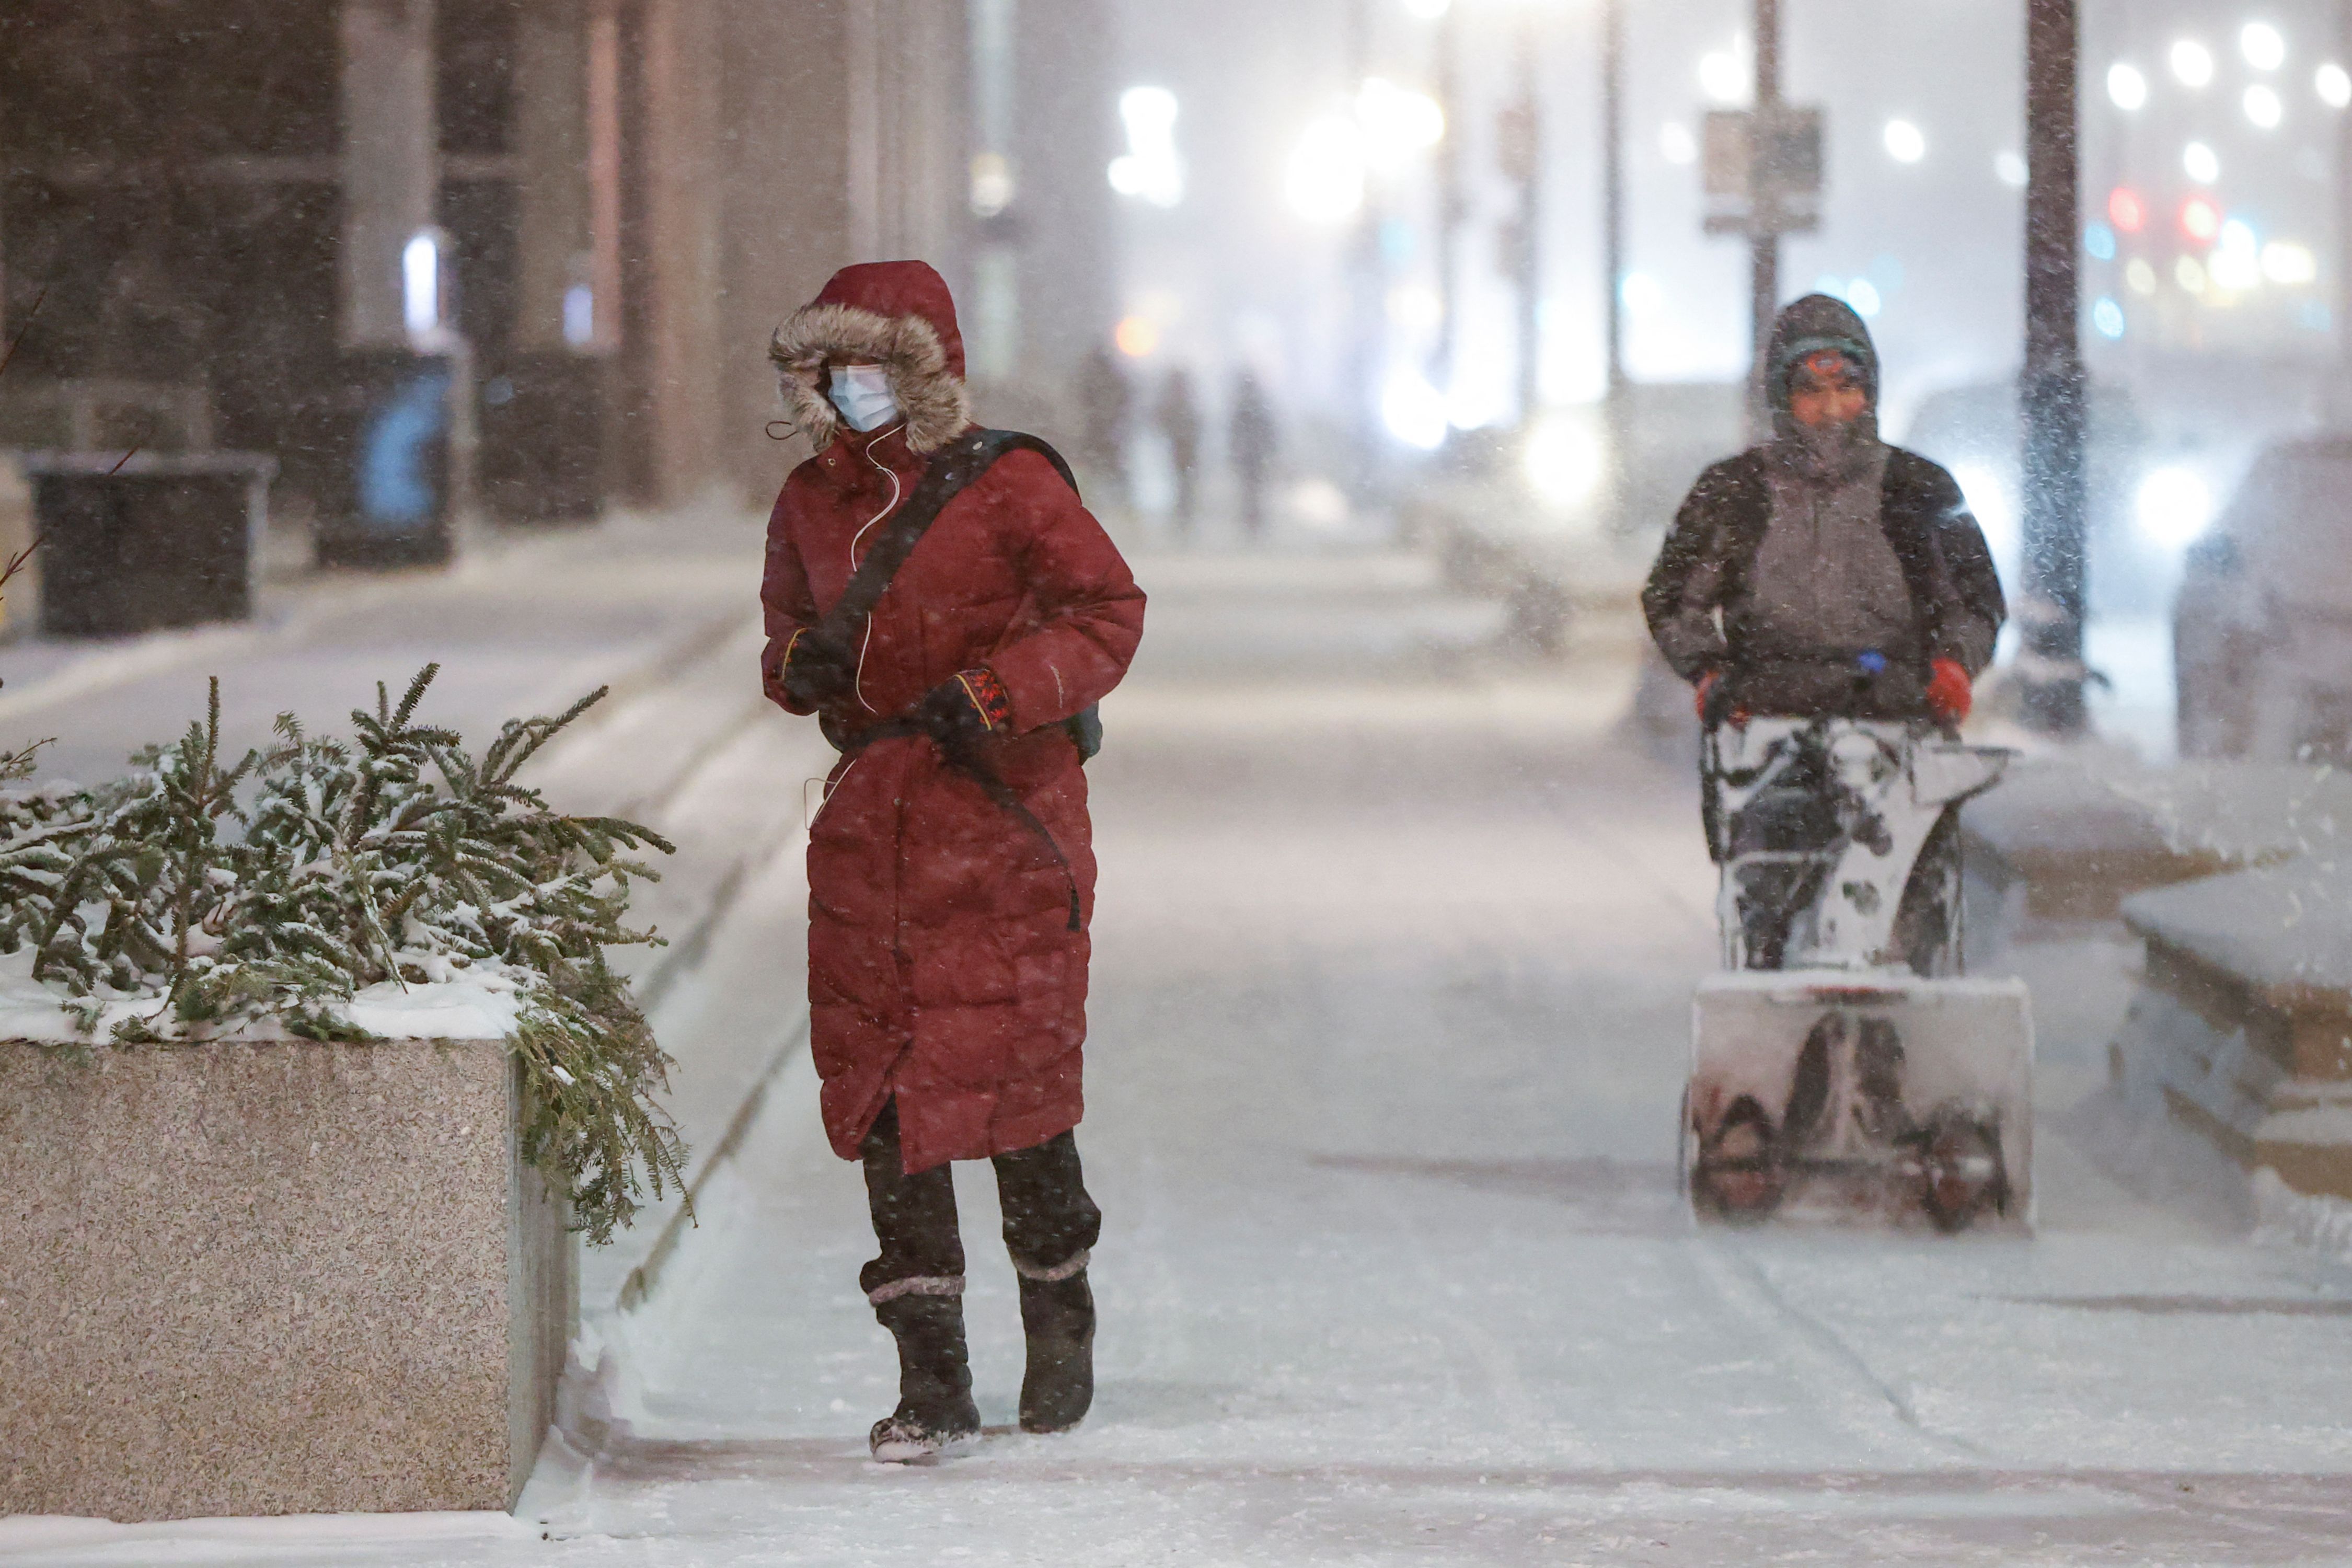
[770,261,974,455]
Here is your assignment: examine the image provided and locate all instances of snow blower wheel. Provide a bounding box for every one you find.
[1692,1097,1788,1222]
[1915,1113,2008,1233]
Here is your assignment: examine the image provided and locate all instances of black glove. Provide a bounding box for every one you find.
[910,668,1011,754]
[777,630,857,710]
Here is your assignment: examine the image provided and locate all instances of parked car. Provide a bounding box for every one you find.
[2175,435,2352,763]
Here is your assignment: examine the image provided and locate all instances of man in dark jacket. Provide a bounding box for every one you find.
[1643,295,2004,727]
[1645,296,2006,974]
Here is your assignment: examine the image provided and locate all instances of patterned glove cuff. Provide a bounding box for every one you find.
[954,667,1013,731]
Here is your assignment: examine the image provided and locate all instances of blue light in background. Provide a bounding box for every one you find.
[2091,296,2126,339]
[2084,222,2117,261]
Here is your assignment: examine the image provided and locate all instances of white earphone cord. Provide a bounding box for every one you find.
[846,422,908,714]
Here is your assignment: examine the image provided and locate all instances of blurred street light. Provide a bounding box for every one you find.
[1114,315,1161,358]
[1523,416,1603,508]
[2184,141,2220,182]
[1110,87,1184,209]
[401,229,442,341]
[2263,241,2318,284]
[1357,78,1446,172]
[970,152,1016,218]
[2211,219,2262,289]
[1285,80,1443,224]
[1382,376,1450,449]
[2136,466,2215,548]
[2319,62,2352,108]
[1883,119,1927,162]
[1286,114,1368,222]
[2241,22,2286,73]
[2171,39,2215,88]
[2244,83,2284,129]
[2107,62,2149,110]
[1699,51,1747,105]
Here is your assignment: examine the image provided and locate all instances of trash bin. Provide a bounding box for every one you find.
[24,451,275,637]
[478,352,604,525]
[314,350,459,569]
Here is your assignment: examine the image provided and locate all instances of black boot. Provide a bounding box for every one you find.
[869,1290,982,1462]
[1017,1263,1096,1435]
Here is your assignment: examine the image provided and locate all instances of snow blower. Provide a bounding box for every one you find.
[1681,717,2034,1232]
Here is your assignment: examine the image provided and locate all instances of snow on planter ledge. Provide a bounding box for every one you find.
[0,946,528,1045]
[0,1025,574,1522]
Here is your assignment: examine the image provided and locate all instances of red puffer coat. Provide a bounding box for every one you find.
[762,261,1146,1174]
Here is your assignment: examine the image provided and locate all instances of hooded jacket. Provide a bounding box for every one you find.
[762,261,1146,1174]
[1642,295,2005,720]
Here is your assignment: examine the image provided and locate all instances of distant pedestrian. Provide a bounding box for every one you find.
[764,260,1147,1463]
[1075,345,1132,495]
[1156,368,1202,534]
[1228,369,1278,539]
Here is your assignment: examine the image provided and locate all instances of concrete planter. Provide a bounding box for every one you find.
[2111,861,2352,1200]
[0,1037,574,1521]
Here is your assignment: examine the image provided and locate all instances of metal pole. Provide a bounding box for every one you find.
[2337,0,2352,420]
[1434,1,1463,392]
[1601,0,1628,518]
[1515,18,1543,423]
[2020,0,2088,734]
[1349,0,1382,470]
[1747,0,1781,433]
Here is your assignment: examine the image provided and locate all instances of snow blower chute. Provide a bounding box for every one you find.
[1681,718,2033,1231]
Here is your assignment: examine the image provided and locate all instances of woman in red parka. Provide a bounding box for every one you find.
[762,261,1145,1461]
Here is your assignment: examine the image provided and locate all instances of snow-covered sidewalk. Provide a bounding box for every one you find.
[11,549,2352,1566]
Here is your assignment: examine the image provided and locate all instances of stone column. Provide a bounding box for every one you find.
[340,0,438,348]
[1011,0,1116,400]
[639,0,726,504]
[716,0,856,496]
[514,0,592,351]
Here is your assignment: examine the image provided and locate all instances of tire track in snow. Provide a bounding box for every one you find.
[1679,1240,1990,1465]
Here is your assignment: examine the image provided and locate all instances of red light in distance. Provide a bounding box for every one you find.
[2108,187,2147,233]
[2180,198,2221,241]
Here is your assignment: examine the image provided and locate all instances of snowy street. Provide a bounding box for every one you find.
[9,530,2352,1565]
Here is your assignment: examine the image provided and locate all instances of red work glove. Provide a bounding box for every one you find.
[1693,669,1748,727]
[1926,657,1974,725]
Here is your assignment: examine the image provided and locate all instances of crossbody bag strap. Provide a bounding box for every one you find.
[814,429,993,651]
[814,429,1083,653]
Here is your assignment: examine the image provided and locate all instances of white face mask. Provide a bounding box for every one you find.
[827,364,900,433]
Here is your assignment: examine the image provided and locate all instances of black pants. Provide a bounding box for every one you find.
[857,1100,1101,1303]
